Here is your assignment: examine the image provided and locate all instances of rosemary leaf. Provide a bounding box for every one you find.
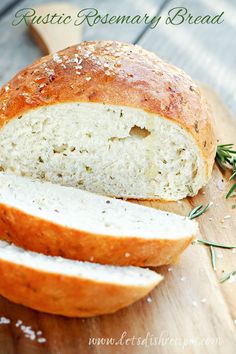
[196,239,236,249]
[226,183,236,199]
[210,246,217,271]
[219,270,236,283]
[217,144,234,147]
[216,144,236,198]
[188,203,211,220]
[229,170,236,180]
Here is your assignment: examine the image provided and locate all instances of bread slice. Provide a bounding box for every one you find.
[0,241,162,317]
[0,41,216,201]
[0,173,197,266]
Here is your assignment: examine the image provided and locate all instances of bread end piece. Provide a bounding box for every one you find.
[0,241,162,317]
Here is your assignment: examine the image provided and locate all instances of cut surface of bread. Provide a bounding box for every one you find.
[0,173,197,266]
[0,241,162,317]
[0,102,203,200]
[0,41,216,200]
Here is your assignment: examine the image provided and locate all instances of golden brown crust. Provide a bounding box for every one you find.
[0,203,194,267]
[0,41,216,179]
[0,258,161,317]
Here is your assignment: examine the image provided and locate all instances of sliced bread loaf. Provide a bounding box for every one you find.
[0,241,162,317]
[0,173,197,266]
[0,41,216,200]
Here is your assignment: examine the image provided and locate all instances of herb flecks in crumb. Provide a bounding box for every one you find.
[215,144,236,198]
[188,203,211,220]
[85,166,92,173]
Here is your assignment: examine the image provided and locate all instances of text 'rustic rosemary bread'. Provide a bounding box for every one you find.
[0,241,162,317]
[0,41,216,200]
[0,173,197,266]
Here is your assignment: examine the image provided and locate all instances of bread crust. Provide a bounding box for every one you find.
[0,41,216,180]
[0,257,161,317]
[0,203,195,267]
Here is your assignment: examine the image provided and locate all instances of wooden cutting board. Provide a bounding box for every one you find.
[0,85,235,354]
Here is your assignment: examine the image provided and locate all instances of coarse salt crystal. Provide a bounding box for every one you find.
[146,297,152,303]
[4,86,9,92]
[168,267,173,272]
[201,298,207,303]
[16,320,23,327]
[0,316,10,324]
[45,68,55,77]
[180,277,186,281]
[192,301,198,307]
[125,252,130,258]
[53,54,62,63]
[85,77,91,81]
[67,58,78,64]
[15,320,46,342]
[224,215,231,219]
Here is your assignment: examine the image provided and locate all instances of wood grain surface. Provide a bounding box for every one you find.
[0,84,235,354]
[139,0,236,117]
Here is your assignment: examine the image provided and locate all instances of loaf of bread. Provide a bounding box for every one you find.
[0,173,197,267]
[0,241,162,317]
[0,41,216,200]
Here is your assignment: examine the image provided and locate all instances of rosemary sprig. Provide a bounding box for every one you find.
[188,198,236,282]
[188,203,211,220]
[219,270,236,283]
[196,239,236,249]
[196,239,236,282]
[210,246,216,271]
[215,144,236,198]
